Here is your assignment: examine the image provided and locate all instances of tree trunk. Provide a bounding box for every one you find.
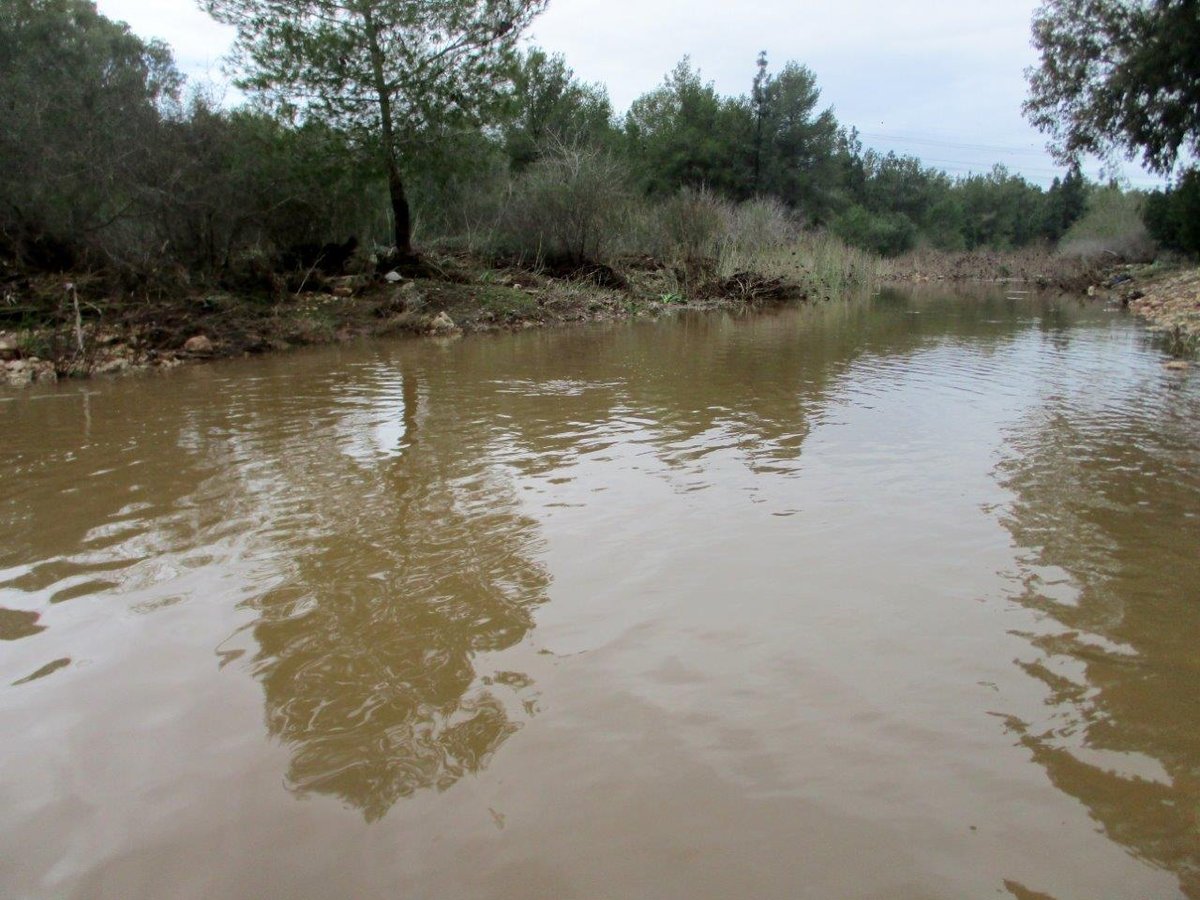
[364,8,413,258]
[386,154,412,258]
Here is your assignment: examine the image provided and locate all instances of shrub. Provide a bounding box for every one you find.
[729,197,794,254]
[493,145,633,265]
[1059,184,1155,261]
[652,187,732,262]
[831,205,917,257]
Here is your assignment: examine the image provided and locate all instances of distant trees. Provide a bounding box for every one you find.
[150,101,382,272]
[0,2,1129,279]
[1040,165,1088,243]
[1144,170,1200,255]
[753,60,840,217]
[0,1,386,279]
[624,58,752,198]
[1025,0,1200,257]
[202,0,548,257]
[622,56,840,220]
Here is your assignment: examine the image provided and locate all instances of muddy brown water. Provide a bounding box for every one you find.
[1,288,1198,899]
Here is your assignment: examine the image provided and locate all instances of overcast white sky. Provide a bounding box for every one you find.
[95,0,1165,189]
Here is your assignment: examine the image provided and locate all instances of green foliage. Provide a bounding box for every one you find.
[1144,169,1200,256]
[957,166,1048,250]
[202,0,548,253]
[831,205,917,257]
[152,100,385,271]
[0,0,180,267]
[1040,165,1088,241]
[1025,0,1200,174]
[474,283,538,320]
[624,59,753,197]
[653,187,732,261]
[622,55,839,220]
[503,49,618,170]
[754,61,840,219]
[1060,182,1154,259]
[493,145,633,265]
[0,2,1164,286]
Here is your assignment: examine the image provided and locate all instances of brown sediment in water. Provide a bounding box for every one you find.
[2,292,1196,898]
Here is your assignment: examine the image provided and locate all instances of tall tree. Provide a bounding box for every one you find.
[624,58,753,197]
[202,0,547,257]
[503,48,615,170]
[1040,164,1088,241]
[756,62,839,219]
[1025,0,1200,174]
[751,51,769,194]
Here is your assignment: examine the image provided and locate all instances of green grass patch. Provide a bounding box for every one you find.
[473,284,539,320]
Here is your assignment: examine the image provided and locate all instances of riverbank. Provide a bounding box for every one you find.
[6,245,1174,390]
[878,246,1112,292]
[0,252,814,387]
[1120,264,1200,353]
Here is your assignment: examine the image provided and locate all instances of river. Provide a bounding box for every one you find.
[2,288,1197,898]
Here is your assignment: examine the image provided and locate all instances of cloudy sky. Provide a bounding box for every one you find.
[94,0,1165,189]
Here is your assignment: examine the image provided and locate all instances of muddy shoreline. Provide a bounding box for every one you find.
[5,252,1189,389]
[0,254,807,388]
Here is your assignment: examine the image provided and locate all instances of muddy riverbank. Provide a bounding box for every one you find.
[878,246,1113,291]
[0,253,808,387]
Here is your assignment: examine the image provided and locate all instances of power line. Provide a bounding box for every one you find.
[857,131,1052,158]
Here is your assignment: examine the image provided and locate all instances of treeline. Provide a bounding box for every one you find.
[0,0,1167,288]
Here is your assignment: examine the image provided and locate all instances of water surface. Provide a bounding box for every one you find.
[2,289,1197,898]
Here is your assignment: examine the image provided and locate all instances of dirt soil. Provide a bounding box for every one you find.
[0,253,808,387]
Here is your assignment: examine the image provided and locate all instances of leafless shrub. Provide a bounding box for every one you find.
[652,187,733,262]
[493,144,634,265]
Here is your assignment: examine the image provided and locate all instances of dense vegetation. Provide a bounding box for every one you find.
[0,0,1175,297]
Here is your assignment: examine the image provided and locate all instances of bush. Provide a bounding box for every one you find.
[831,205,917,257]
[729,197,794,254]
[1059,184,1155,260]
[493,145,632,265]
[652,187,732,261]
[0,0,180,270]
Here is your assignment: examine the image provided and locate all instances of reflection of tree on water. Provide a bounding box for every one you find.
[247,369,550,821]
[240,294,1099,822]
[996,398,1200,897]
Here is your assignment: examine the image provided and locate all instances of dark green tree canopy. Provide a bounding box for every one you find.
[1025,0,1200,174]
[0,0,180,265]
[503,49,615,170]
[755,61,839,217]
[624,58,753,197]
[202,0,547,254]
